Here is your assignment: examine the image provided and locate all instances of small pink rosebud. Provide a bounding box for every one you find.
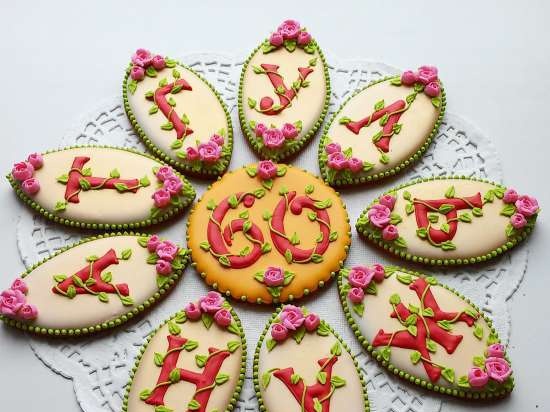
[304,313,320,332]
[152,189,171,208]
[27,153,43,169]
[372,264,385,283]
[348,287,365,304]
[130,65,145,81]
[269,32,284,47]
[185,302,202,320]
[510,213,527,229]
[401,70,418,86]
[379,194,396,210]
[382,224,399,241]
[155,259,172,276]
[271,323,289,341]
[214,308,232,327]
[424,81,440,97]
[11,161,34,182]
[255,123,268,138]
[503,189,519,204]
[146,235,161,252]
[21,178,40,195]
[297,31,312,46]
[151,55,166,70]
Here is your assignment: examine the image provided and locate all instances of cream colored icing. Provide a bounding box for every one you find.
[126,316,243,412]
[22,236,162,329]
[127,64,229,163]
[325,80,440,173]
[350,270,493,387]
[241,46,327,139]
[258,329,364,412]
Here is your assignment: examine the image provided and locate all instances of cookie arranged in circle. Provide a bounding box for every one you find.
[338,264,514,399]
[187,163,351,304]
[123,292,246,412]
[319,66,445,186]
[356,176,540,265]
[124,48,233,178]
[0,233,188,336]
[254,305,369,412]
[239,20,330,161]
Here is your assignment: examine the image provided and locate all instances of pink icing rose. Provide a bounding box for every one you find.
[131,48,153,67]
[262,128,285,149]
[401,70,418,86]
[155,259,172,276]
[510,213,527,229]
[199,291,224,314]
[279,305,305,330]
[485,357,512,383]
[146,235,161,253]
[271,323,288,341]
[382,224,399,241]
[151,55,166,70]
[255,123,267,137]
[379,194,396,210]
[348,266,374,288]
[152,189,171,208]
[130,65,145,81]
[214,308,232,327]
[11,161,34,181]
[304,313,320,332]
[186,146,200,161]
[515,195,539,217]
[347,157,363,173]
[257,160,277,180]
[297,31,312,46]
[468,367,489,388]
[277,19,301,39]
[269,32,284,47]
[263,266,284,286]
[281,123,299,139]
[372,264,385,283]
[163,177,183,195]
[184,302,202,320]
[327,152,348,170]
[0,289,26,316]
[21,178,40,196]
[198,141,222,163]
[27,153,43,169]
[503,189,518,204]
[10,278,28,294]
[487,343,506,358]
[348,287,365,304]
[210,134,224,146]
[156,240,178,262]
[325,142,341,154]
[424,81,440,97]
[156,166,175,182]
[417,65,438,84]
[368,203,391,228]
[18,304,38,320]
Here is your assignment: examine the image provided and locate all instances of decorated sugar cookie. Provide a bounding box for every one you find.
[187,163,350,304]
[338,264,514,399]
[356,177,540,265]
[238,20,330,161]
[7,147,196,229]
[319,66,445,186]
[123,292,246,412]
[124,48,233,177]
[254,305,369,412]
[0,233,188,336]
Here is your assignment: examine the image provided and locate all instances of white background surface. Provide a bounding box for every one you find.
[0,1,548,410]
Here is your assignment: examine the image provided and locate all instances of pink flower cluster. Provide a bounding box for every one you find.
[503,189,539,230]
[270,305,320,342]
[130,48,166,81]
[347,264,385,304]
[468,344,512,388]
[11,153,43,196]
[255,122,298,149]
[0,278,38,321]
[184,291,233,328]
[324,142,364,173]
[185,134,224,163]
[261,266,284,286]
[368,195,399,241]
[400,65,441,98]
[268,20,312,48]
[146,235,180,276]
[152,166,183,208]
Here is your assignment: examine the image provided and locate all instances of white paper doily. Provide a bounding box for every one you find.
[15,53,528,412]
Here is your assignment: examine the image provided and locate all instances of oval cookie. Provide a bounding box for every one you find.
[124,48,233,178]
[254,305,369,412]
[123,292,246,412]
[356,177,540,265]
[0,233,188,336]
[239,20,330,161]
[338,264,514,399]
[319,66,445,186]
[187,162,351,304]
[7,147,196,229]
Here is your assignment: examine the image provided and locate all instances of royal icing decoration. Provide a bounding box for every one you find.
[7,147,196,229]
[124,48,233,178]
[0,234,189,335]
[255,305,369,412]
[356,177,540,265]
[338,265,514,399]
[187,163,351,304]
[239,20,330,161]
[123,292,246,412]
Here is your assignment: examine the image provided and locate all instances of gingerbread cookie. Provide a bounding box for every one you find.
[0,233,188,336]
[123,292,246,412]
[319,66,445,186]
[7,147,196,229]
[187,163,350,304]
[124,48,233,178]
[338,264,514,399]
[356,177,540,265]
[254,305,369,412]
[238,20,330,161]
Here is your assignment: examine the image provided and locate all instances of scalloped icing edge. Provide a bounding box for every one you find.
[123,59,234,178]
[185,164,352,304]
[355,175,537,266]
[0,232,190,337]
[253,306,370,411]
[121,302,247,412]
[238,40,331,162]
[337,265,515,400]
[6,145,196,230]
[318,75,446,186]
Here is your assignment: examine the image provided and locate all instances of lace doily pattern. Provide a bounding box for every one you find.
[15,54,527,412]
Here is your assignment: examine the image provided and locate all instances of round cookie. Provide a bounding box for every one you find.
[187,162,351,304]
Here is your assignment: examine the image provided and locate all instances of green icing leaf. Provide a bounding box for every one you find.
[500,203,516,217]
[380,346,391,362]
[291,373,301,385]
[174,311,187,324]
[184,340,199,351]
[352,302,365,317]
[365,282,377,295]
[316,371,327,384]
[114,182,128,192]
[79,178,91,190]
[374,99,385,111]
[227,341,241,353]
[389,293,401,305]
[168,322,181,336]
[394,237,407,248]
[457,375,470,388]
[473,323,484,340]
[139,389,151,401]
[262,179,273,190]
[438,204,454,214]
[148,105,159,115]
[121,249,132,260]
[266,338,277,352]
[215,373,230,385]
[390,77,402,86]
[187,400,200,411]
[153,352,164,367]
[405,203,414,215]
[407,325,418,337]
[313,398,322,412]
[331,375,346,388]
[56,174,69,184]
[330,342,342,356]
[442,367,455,383]
[440,240,456,251]
[410,350,421,364]
[284,249,293,264]
[171,140,183,149]
[397,273,412,285]
[292,326,306,344]
[431,97,441,108]
[445,186,455,198]
[53,274,67,283]
[426,339,437,353]
[247,97,257,109]
[473,355,485,367]
[437,320,452,331]
[169,368,181,383]
[101,271,112,283]
[160,122,174,131]
[422,307,435,317]
[459,213,472,223]
[390,213,402,225]
[201,313,214,330]
[145,66,157,77]
[338,116,351,125]
[262,371,272,389]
